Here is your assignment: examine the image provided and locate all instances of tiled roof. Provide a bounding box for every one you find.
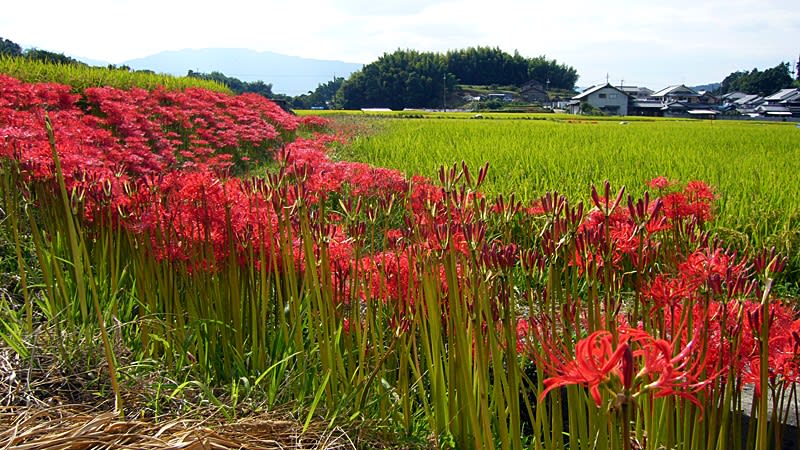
[651,84,700,98]
[572,83,628,100]
[764,88,800,102]
[734,94,763,105]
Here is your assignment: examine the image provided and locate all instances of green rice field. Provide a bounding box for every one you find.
[329,115,800,280]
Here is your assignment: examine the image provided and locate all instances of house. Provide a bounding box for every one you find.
[651,85,701,104]
[733,94,765,115]
[756,105,793,118]
[763,88,800,105]
[639,85,728,118]
[628,100,665,117]
[720,92,748,105]
[621,86,661,116]
[762,88,800,117]
[519,80,549,103]
[696,91,719,105]
[734,94,764,107]
[721,91,748,103]
[570,83,629,115]
[661,101,690,117]
[486,93,514,102]
[618,86,654,99]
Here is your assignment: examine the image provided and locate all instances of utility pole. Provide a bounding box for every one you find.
[796,53,800,81]
[546,78,551,108]
[443,73,447,112]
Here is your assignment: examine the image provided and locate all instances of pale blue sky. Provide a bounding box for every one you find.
[2,0,798,89]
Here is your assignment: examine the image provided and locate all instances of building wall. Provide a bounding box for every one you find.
[586,87,628,115]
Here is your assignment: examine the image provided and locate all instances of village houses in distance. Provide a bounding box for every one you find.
[453,79,800,121]
[563,83,800,120]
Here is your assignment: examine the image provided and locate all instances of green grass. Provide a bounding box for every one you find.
[0,55,231,92]
[332,115,800,281]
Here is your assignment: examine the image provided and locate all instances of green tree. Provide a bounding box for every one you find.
[719,62,793,95]
[444,47,577,89]
[446,47,529,86]
[293,77,345,109]
[336,49,454,110]
[187,70,274,98]
[527,56,578,90]
[23,48,84,65]
[336,47,579,109]
[0,37,22,57]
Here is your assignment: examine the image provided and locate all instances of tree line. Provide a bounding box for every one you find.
[1,36,86,66]
[189,47,579,111]
[446,47,577,88]
[187,70,275,98]
[336,47,578,109]
[186,70,344,110]
[718,62,798,95]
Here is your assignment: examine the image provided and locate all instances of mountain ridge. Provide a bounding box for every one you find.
[122,48,363,95]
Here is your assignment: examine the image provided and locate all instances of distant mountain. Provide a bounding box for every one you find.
[123,48,363,96]
[74,56,112,67]
[691,82,721,93]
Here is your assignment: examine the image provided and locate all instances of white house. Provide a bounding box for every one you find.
[570,83,629,115]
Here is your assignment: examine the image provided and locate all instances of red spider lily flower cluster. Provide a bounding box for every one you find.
[0,74,305,221]
[658,298,800,398]
[570,179,715,276]
[649,177,716,223]
[535,327,713,409]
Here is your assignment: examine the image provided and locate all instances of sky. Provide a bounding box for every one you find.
[2,0,799,89]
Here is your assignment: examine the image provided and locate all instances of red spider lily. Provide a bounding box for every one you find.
[633,336,714,408]
[739,301,800,396]
[648,176,673,190]
[539,330,632,406]
[538,328,716,409]
[655,180,716,224]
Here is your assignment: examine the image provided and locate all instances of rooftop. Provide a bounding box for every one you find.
[734,94,763,105]
[651,84,700,98]
[572,83,628,100]
[764,88,800,102]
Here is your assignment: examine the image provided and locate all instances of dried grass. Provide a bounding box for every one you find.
[0,405,356,450]
[0,338,363,450]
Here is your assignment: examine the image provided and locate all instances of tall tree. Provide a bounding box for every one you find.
[446,47,529,86]
[719,62,793,95]
[293,77,345,109]
[444,47,577,89]
[527,56,578,90]
[0,37,22,57]
[336,49,454,110]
